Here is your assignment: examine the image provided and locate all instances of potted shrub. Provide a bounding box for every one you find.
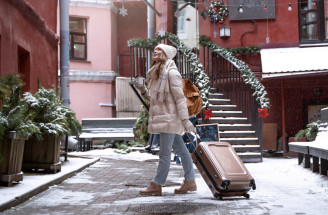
[22,86,81,173]
[0,76,38,186]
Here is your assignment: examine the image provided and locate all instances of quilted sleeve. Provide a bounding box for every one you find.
[168,69,189,120]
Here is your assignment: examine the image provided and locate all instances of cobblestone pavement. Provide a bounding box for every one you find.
[2,154,328,215]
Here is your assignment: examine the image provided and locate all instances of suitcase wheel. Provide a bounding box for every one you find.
[214,193,223,200]
[243,193,250,199]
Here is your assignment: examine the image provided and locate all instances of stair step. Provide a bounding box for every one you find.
[238,152,262,163]
[209,117,248,124]
[219,124,253,130]
[210,88,217,93]
[208,98,231,105]
[209,104,238,111]
[212,110,243,117]
[220,130,256,137]
[233,145,261,152]
[209,93,225,99]
[220,137,258,144]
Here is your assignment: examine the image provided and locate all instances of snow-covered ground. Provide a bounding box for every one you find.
[1,148,328,214]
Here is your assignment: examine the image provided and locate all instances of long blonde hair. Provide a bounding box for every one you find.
[147,51,167,83]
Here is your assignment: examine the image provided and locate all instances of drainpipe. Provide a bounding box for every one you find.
[147,0,155,69]
[59,0,70,107]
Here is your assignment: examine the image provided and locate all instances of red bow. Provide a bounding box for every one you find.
[258,107,269,118]
[203,109,213,120]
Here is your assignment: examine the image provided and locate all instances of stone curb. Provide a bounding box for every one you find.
[0,157,100,212]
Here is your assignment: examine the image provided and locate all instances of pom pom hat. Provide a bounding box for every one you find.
[155,44,177,59]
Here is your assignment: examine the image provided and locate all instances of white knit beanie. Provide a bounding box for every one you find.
[155,44,177,59]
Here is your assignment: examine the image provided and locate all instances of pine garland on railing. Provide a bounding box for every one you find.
[199,35,270,110]
[128,32,211,109]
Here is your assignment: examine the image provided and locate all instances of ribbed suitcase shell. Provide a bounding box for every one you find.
[192,141,256,199]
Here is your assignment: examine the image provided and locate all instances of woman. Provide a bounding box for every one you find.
[133,44,197,196]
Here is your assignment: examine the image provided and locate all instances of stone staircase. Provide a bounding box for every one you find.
[205,91,262,163]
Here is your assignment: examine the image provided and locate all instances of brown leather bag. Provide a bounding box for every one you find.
[182,79,203,116]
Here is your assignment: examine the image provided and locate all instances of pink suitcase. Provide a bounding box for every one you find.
[192,141,256,200]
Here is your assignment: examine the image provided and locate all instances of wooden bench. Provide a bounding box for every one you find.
[289,108,328,176]
[78,118,136,151]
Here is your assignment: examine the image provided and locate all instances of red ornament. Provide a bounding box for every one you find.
[313,2,316,6]
[203,109,214,120]
[186,18,191,21]
[214,7,218,11]
[264,7,267,11]
[258,107,269,118]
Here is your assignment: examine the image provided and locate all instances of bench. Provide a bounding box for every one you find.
[78,118,136,151]
[289,108,328,176]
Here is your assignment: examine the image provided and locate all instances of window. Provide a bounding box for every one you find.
[298,0,328,44]
[177,10,186,32]
[69,17,87,60]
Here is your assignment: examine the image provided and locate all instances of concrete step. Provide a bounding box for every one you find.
[209,104,238,111]
[209,93,225,99]
[218,124,253,131]
[238,152,262,163]
[212,110,243,117]
[220,130,256,138]
[233,144,261,152]
[209,117,249,124]
[220,137,258,144]
[208,98,231,105]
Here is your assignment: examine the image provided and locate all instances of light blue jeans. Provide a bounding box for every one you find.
[154,133,195,186]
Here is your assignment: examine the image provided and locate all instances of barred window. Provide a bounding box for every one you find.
[299,0,328,44]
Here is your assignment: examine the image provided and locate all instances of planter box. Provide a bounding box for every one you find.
[23,135,61,174]
[0,131,26,186]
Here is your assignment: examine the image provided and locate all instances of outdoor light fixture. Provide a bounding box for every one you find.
[219,25,231,38]
[288,3,292,11]
[238,5,243,13]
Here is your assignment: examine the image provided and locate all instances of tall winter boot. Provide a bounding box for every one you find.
[174,179,197,194]
[139,181,162,196]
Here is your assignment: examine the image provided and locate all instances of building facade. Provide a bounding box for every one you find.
[0,0,58,92]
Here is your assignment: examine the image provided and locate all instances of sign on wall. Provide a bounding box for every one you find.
[228,0,276,20]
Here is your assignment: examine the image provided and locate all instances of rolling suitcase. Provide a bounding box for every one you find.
[192,141,256,200]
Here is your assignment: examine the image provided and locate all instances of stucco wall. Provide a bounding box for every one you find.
[0,0,58,92]
[197,0,299,48]
[69,6,117,71]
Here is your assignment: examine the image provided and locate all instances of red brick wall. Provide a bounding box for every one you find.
[0,0,58,93]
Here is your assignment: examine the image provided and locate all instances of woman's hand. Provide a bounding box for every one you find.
[133,78,147,94]
[182,119,196,133]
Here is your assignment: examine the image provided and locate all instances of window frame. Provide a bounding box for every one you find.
[69,17,87,61]
[298,0,328,45]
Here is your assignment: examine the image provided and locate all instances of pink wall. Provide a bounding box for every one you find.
[68,6,117,71]
[70,82,114,122]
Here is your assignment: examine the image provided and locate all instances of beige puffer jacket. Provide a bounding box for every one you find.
[143,63,189,135]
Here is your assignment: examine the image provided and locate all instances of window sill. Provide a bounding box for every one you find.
[299,43,328,48]
[70,59,91,63]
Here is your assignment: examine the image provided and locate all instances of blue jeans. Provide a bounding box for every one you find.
[154,133,195,185]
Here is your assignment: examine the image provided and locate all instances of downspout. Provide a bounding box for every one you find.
[59,0,70,107]
[147,0,155,69]
[281,79,287,157]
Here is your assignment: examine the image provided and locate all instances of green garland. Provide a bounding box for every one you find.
[199,35,270,109]
[128,32,211,109]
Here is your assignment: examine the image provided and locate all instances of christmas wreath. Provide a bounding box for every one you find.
[201,0,229,23]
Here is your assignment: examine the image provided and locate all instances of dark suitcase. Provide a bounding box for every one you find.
[192,141,256,200]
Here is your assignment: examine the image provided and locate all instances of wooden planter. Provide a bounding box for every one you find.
[0,131,26,186]
[23,135,61,174]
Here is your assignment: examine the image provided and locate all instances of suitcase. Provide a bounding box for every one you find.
[192,141,256,200]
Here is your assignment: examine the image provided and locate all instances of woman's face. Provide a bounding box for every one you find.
[153,48,164,62]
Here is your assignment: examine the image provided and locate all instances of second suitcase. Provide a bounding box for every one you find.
[192,141,256,200]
